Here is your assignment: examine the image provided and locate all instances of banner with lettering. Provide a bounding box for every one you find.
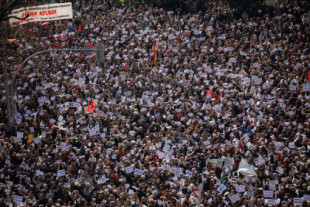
[9,2,73,26]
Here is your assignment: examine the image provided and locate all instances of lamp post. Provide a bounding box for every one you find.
[7,45,104,128]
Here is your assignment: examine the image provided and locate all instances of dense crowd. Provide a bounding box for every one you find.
[0,0,310,206]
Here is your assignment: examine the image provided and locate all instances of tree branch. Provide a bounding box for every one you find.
[2,14,29,21]
[0,0,34,24]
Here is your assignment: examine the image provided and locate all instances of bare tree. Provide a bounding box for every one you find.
[0,0,35,25]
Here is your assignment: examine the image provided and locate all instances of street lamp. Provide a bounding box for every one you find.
[7,44,105,127]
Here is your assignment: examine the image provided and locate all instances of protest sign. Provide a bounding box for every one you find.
[230,194,240,203]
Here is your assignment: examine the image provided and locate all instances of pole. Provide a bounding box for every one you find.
[277,0,281,28]
[1,16,15,130]
[7,48,99,127]
[308,10,310,29]
[12,48,98,83]
[2,34,14,129]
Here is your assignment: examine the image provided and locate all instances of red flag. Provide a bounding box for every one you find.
[53,42,60,48]
[8,39,16,44]
[78,25,82,32]
[277,153,284,165]
[205,90,213,95]
[125,62,129,70]
[78,53,83,60]
[308,71,310,82]
[87,100,97,113]
[112,171,119,180]
[29,29,35,37]
[87,42,93,49]
[213,94,220,102]
[118,147,123,156]
[87,105,94,113]
[91,100,97,109]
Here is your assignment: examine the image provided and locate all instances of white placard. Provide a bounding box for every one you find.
[229,57,236,63]
[157,151,165,159]
[13,195,23,203]
[14,137,22,143]
[303,84,310,92]
[269,181,276,191]
[36,170,44,176]
[293,198,303,206]
[61,145,69,151]
[253,63,259,68]
[236,185,245,193]
[230,178,238,185]
[267,199,275,207]
[186,170,193,177]
[126,166,134,174]
[289,85,297,91]
[217,183,227,194]
[98,174,107,184]
[57,169,66,177]
[134,168,144,176]
[263,190,273,198]
[303,194,310,201]
[17,132,24,138]
[34,137,41,144]
[230,194,240,203]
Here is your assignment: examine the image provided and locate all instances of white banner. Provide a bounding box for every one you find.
[9,3,73,26]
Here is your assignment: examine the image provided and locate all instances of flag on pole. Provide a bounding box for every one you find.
[153,42,158,64]
[91,100,97,109]
[8,39,16,44]
[63,43,70,48]
[53,42,61,48]
[87,42,93,49]
[87,100,97,113]
[87,105,93,113]
[125,62,129,70]
[112,171,119,180]
[205,90,214,95]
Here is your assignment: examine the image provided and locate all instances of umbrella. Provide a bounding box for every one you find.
[41,22,51,26]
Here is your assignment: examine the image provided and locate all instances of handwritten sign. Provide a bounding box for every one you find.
[236,185,245,193]
[126,166,134,174]
[293,198,303,206]
[230,194,240,203]
[13,195,23,204]
[217,184,227,194]
[267,199,275,207]
[14,137,22,143]
[98,174,107,184]
[134,168,144,176]
[57,169,66,177]
[186,170,193,178]
[303,194,310,201]
[289,85,297,91]
[263,190,273,198]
